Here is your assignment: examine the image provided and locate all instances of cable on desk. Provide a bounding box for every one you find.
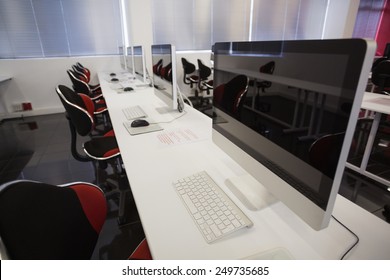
[331,215,359,260]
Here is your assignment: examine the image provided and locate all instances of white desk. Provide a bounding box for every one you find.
[99,73,390,259]
[346,92,390,187]
[0,76,12,83]
[0,75,12,122]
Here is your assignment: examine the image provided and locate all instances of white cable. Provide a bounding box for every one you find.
[177,85,193,108]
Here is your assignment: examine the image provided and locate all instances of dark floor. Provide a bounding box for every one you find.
[0,113,145,259]
[0,113,389,259]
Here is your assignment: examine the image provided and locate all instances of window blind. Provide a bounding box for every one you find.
[0,0,123,58]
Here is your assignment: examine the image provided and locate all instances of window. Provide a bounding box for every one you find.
[252,0,328,41]
[152,0,250,51]
[0,0,123,58]
[151,0,328,51]
[352,0,385,39]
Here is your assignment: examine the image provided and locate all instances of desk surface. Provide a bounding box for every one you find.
[362,92,390,114]
[0,75,12,83]
[99,73,390,259]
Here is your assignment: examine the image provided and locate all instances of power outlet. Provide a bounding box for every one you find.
[12,103,23,112]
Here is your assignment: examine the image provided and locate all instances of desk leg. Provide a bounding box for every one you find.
[360,112,381,171]
[283,90,309,134]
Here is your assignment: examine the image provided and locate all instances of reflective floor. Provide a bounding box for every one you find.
[0,113,389,259]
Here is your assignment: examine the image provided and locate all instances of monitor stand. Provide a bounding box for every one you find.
[226,174,278,211]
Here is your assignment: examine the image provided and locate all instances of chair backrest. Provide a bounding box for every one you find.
[371,59,390,91]
[75,62,91,80]
[197,59,212,80]
[160,62,172,82]
[260,61,275,74]
[72,65,89,83]
[309,132,345,178]
[153,59,163,76]
[0,180,107,259]
[215,75,249,116]
[182,58,196,75]
[67,69,91,95]
[56,85,95,136]
[258,61,275,90]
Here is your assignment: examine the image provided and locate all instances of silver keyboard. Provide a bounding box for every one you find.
[122,105,147,120]
[173,171,253,243]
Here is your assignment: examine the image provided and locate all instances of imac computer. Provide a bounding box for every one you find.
[133,45,147,84]
[212,39,375,230]
[126,46,135,75]
[151,44,179,111]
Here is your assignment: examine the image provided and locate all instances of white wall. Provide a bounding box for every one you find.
[0,56,121,120]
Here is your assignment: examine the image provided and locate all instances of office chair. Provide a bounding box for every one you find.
[248,61,275,112]
[0,180,107,259]
[181,57,203,107]
[250,61,275,93]
[55,85,117,163]
[67,69,109,127]
[75,62,91,78]
[371,59,390,95]
[72,64,101,93]
[153,59,163,76]
[181,57,199,88]
[308,132,345,178]
[56,85,131,225]
[160,62,172,82]
[213,75,249,119]
[197,59,213,95]
[67,69,104,102]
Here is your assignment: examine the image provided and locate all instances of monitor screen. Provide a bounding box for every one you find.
[133,45,147,83]
[151,44,178,111]
[212,39,375,230]
[126,46,134,75]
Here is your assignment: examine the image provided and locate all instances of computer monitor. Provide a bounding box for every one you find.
[133,45,147,83]
[151,44,179,111]
[126,46,135,75]
[212,39,375,230]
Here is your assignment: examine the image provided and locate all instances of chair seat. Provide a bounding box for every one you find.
[83,136,120,160]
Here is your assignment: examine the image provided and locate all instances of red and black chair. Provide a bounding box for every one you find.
[67,69,104,102]
[160,62,172,82]
[213,74,249,119]
[56,85,115,162]
[153,59,163,76]
[67,69,109,126]
[0,180,107,259]
[56,85,131,224]
[72,63,102,93]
